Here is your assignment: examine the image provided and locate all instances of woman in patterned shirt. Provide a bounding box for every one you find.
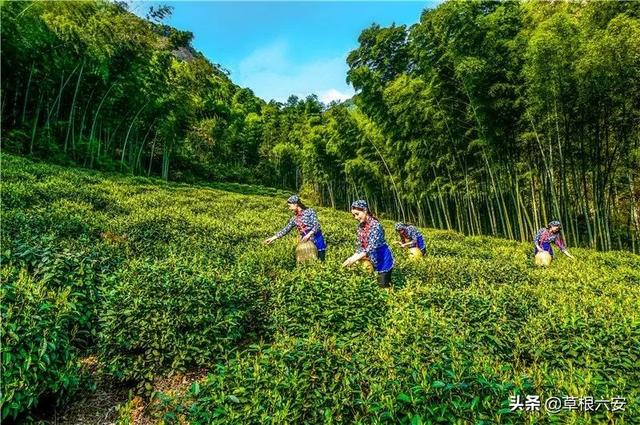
[534,220,575,259]
[264,195,327,261]
[394,222,426,255]
[342,200,394,288]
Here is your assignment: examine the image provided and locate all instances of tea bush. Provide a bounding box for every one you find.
[151,335,370,424]
[98,257,262,387]
[150,325,533,424]
[0,268,82,420]
[2,234,122,347]
[2,154,639,423]
[268,264,389,338]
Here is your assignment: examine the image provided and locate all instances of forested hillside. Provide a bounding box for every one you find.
[2,1,639,251]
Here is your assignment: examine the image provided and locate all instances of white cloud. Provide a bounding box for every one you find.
[238,40,289,74]
[236,40,354,103]
[319,88,352,104]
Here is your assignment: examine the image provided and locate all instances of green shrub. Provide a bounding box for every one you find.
[151,332,534,424]
[2,154,639,422]
[98,258,260,387]
[4,236,122,347]
[2,201,107,241]
[0,267,82,420]
[268,265,389,338]
[152,335,370,424]
[0,181,40,210]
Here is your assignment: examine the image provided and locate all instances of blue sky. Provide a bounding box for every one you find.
[130,1,438,103]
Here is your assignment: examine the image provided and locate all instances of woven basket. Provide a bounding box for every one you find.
[534,251,552,267]
[409,247,423,259]
[296,240,318,264]
[359,258,374,273]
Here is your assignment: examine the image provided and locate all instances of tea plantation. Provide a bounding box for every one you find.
[1,154,639,424]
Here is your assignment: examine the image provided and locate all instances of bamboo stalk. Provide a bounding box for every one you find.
[21,62,35,124]
[121,100,150,170]
[135,121,156,174]
[89,82,116,150]
[64,60,85,153]
[147,132,157,176]
[78,87,95,159]
[29,92,43,155]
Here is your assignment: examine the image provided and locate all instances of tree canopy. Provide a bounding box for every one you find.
[2,0,639,252]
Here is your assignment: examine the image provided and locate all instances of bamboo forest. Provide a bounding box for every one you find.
[1,1,639,424]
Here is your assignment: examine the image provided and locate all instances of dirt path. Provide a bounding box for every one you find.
[34,367,209,425]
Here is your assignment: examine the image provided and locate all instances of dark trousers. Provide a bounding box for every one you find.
[318,250,326,262]
[377,269,392,288]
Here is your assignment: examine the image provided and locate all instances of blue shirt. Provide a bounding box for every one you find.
[276,208,326,251]
[398,225,425,250]
[356,217,394,272]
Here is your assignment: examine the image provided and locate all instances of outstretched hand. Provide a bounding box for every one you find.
[263,236,277,245]
[342,256,355,267]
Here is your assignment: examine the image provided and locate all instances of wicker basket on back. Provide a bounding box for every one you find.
[534,251,552,267]
[409,247,423,258]
[296,239,318,264]
[359,258,374,273]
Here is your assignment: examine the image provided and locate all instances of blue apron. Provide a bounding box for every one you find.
[296,213,327,252]
[301,228,326,251]
[371,244,394,273]
[417,235,426,253]
[534,242,553,257]
[312,230,326,251]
